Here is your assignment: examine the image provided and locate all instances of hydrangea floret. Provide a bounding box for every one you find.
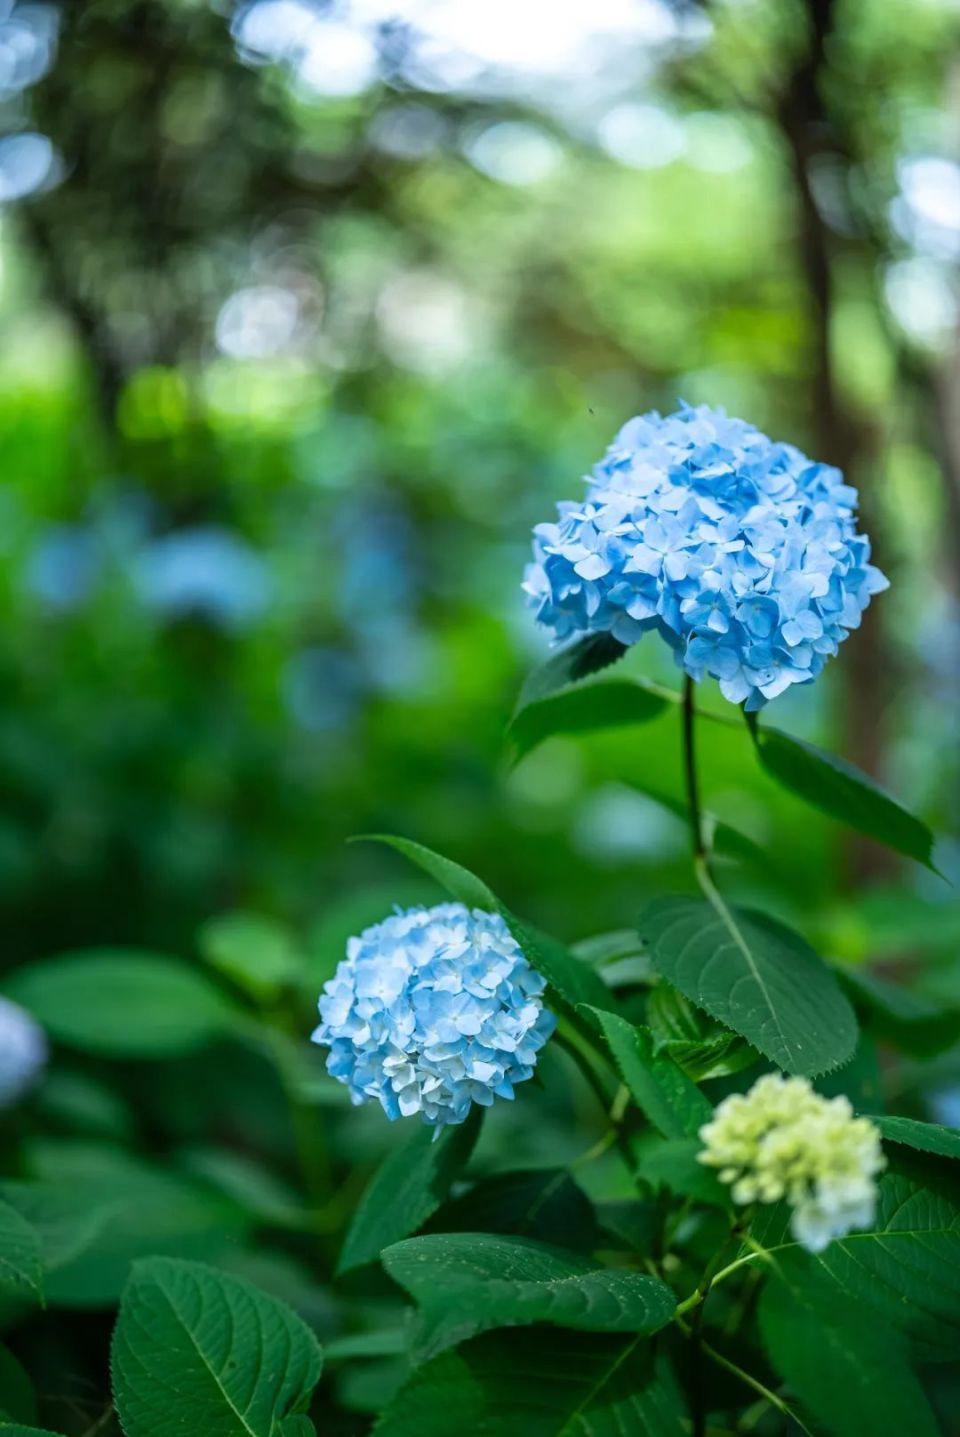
[0,997,47,1107]
[698,1072,885,1252]
[524,403,888,709]
[312,902,555,1130]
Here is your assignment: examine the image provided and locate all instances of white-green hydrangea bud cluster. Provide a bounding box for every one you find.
[698,1073,885,1253]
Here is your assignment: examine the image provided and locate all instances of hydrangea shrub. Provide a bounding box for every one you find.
[1,408,955,1437]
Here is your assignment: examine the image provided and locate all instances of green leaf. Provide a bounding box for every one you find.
[640,897,857,1076]
[645,984,757,1081]
[580,1007,710,1138]
[382,1232,675,1362]
[747,719,938,871]
[358,835,614,1013]
[337,1113,481,1275]
[750,1155,960,1361]
[759,1255,941,1437]
[199,912,303,1001]
[0,1181,111,1276]
[0,1200,43,1305]
[0,1343,36,1425]
[0,1427,68,1436]
[4,1150,250,1308]
[2,950,241,1058]
[427,1169,601,1254]
[514,634,628,710]
[870,1115,960,1161]
[373,1329,687,1436]
[111,1257,322,1437]
[508,680,667,765]
[277,1422,316,1437]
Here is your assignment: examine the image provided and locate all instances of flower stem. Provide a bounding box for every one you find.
[682,674,706,861]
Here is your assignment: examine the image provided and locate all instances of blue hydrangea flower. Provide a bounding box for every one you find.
[0,997,47,1107]
[312,903,555,1129]
[524,404,888,709]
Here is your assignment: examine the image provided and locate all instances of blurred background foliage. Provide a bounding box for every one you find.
[1,0,960,1427]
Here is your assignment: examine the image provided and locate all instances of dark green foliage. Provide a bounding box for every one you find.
[337,1113,482,1275]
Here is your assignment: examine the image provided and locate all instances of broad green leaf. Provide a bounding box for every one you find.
[2,950,240,1058]
[870,1115,960,1161]
[641,897,857,1076]
[0,1200,42,1304]
[0,1428,68,1436]
[580,1007,710,1139]
[199,912,303,1000]
[0,1182,111,1275]
[508,679,667,765]
[337,1113,481,1275]
[759,1255,941,1437]
[382,1232,675,1362]
[358,835,613,1013]
[427,1169,601,1253]
[514,634,627,710]
[277,1422,316,1437]
[373,1329,687,1437]
[4,1149,250,1308]
[112,1257,322,1437]
[841,968,960,1057]
[749,1156,960,1361]
[747,719,938,871]
[0,1343,36,1424]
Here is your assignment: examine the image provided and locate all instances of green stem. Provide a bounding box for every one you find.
[698,1337,814,1437]
[682,673,706,861]
[675,1228,770,1316]
[555,1032,640,1184]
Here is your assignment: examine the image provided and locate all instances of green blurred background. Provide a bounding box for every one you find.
[1,0,958,959]
[3,2,960,1427]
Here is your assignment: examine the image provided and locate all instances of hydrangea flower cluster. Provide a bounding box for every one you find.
[0,997,47,1107]
[524,404,888,709]
[312,903,555,1130]
[698,1073,885,1252]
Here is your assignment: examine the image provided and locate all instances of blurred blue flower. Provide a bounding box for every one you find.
[26,524,101,609]
[524,404,888,709]
[312,902,555,1130]
[133,525,270,629]
[0,997,47,1107]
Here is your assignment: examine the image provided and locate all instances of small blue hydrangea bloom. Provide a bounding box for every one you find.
[524,404,888,709]
[0,997,47,1107]
[312,903,555,1130]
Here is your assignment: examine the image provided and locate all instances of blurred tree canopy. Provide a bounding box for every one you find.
[0,0,957,967]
